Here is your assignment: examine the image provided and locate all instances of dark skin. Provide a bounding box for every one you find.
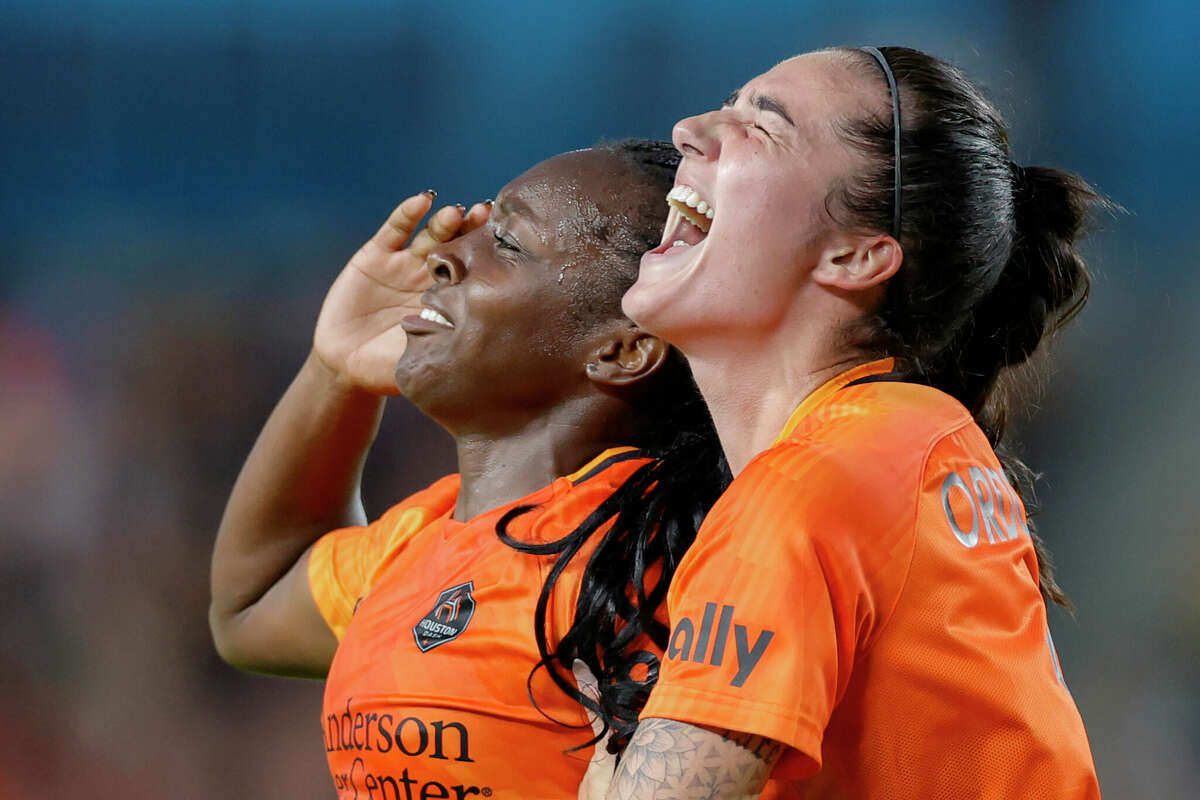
[395,153,663,520]
[209,150,670,677]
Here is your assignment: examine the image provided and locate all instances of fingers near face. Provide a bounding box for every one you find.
[377,193,490,256]
[395,150,659,426]
[404,204,469,258]
[461,201,492,235]
[374,192,436,251]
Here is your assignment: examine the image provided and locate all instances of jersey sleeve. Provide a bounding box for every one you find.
[307,474,459,640]
[639,441,918,775]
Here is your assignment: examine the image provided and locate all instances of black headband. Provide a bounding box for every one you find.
[859,46,902,239]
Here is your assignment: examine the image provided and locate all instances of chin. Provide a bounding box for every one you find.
[394,357,491,437]
[624,280,699,348]
[621,280,664,333]
[393,354,443,407]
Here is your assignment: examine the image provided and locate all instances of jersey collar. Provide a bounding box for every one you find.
[565,446,643,484]
[441,446,644,542]
[772,358,895,445]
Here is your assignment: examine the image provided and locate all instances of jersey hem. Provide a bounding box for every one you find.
[640,685,824,769]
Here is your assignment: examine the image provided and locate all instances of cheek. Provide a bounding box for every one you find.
[711,185,827,291]
[730,178,813,236]
[717,140,829,231]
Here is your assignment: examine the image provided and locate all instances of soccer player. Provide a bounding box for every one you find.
[596,47,1104,798]
[209,142,728,798]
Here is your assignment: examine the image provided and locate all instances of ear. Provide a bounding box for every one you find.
[585,323,670,388]
[812,234,902,291]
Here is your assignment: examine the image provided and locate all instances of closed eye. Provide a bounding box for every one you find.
[493,230,520,252]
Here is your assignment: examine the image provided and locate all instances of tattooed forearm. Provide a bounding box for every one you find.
[608,718,781,800]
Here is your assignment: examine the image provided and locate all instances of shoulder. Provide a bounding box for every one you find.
[527,452,651,544]
[771,381,967,480]
[669,385,977,643]
[375,473,461,529]
[314,473,460,557]
[707,382,975,559]
[786,380,973,463]
[773,382,971,496]
[307,475,460,639]
[318,474,460,561]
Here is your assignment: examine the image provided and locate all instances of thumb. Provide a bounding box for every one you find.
[573,659,606,741]
[574,660,617,800]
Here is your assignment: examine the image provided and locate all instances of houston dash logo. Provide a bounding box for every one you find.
[413,581,476,652]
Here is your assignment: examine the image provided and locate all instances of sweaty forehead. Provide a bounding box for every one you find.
[498,150,645,249]
[505,151,630,209]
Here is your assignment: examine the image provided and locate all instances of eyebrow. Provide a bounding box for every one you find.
[721,88,796,128]
[753,93,795,127]
[493,194,535,222]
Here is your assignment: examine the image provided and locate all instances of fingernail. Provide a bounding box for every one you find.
[422,189,437,198]
[455,204,466,212]
[483,198,494,206]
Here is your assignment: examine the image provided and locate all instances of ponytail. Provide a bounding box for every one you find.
[931,163,1100,444]
[833,46,1111,608]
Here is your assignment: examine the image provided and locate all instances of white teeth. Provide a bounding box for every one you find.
[672,240,688,247]
[665,183,714,232]
[419,308,453,328]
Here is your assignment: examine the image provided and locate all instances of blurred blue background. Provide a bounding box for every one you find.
[2,1,1197,797]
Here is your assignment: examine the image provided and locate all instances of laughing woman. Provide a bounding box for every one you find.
[602,48,1104,799]
[209,142,728,798]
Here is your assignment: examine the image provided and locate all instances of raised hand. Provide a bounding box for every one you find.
[213,194,488,679]
[312,193,491,394]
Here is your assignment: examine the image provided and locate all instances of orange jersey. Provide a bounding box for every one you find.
[641,359,1100,799]
[308,448,648,800]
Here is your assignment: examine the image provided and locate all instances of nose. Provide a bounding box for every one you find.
[425,246,466,285]
[672,110,724,161]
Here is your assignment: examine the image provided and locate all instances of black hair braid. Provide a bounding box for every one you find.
[833,46,1107,608]
[497,139,729,753]
[498,363,727,753]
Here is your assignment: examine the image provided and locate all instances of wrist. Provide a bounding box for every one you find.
[303,351,382,403]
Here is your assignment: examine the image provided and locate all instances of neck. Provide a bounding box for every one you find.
[447,396,634,522]
[684,329,865,477]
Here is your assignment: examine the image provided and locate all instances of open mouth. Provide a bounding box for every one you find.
[402,291,456,336]
[649,183,714,257]
[418,307,454,328]
[667,184,714,233]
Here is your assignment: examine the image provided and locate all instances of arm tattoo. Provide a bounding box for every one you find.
[609,718,783,800]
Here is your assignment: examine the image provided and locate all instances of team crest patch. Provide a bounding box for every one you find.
[413,581,476,652]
